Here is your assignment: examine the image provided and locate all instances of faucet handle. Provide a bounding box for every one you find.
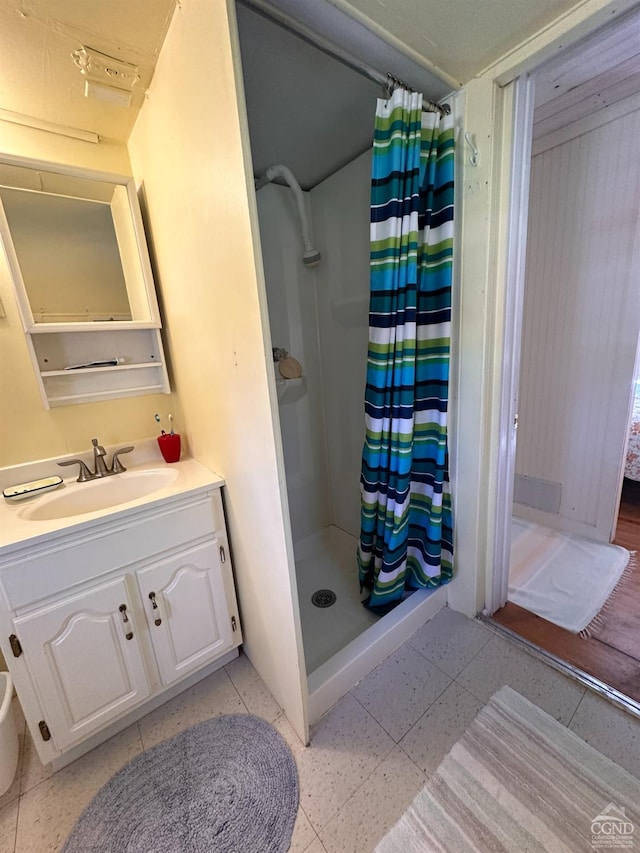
[110,446,134,474]
[91,438,108,477]
[58,459,93,482]
[91,438,106,456]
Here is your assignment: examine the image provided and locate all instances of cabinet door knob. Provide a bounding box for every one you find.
[148,591,162,626]
[118,603,133,640]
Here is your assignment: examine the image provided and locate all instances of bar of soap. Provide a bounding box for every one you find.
[3,476,63,502]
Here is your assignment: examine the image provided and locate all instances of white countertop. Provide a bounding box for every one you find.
[0,442,224,553]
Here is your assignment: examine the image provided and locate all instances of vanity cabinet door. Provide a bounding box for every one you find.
[136,539,236,686]
[14,576,151,751]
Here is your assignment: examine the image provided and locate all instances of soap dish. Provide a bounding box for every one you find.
[3,476,64,502]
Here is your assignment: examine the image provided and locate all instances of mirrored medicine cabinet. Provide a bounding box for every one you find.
[0,156,170,408]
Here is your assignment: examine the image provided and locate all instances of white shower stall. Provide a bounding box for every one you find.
[256,151,375,673]
[256,150,446,718]
[238,0,449,720]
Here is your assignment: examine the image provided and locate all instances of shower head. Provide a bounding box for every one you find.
[256,164,322,269]
[303,248,322,268]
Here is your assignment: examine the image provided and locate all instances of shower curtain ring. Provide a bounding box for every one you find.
[384,74,416,100]
[383,74,395,99]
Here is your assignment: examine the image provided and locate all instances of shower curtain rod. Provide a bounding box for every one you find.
[238,0,450,116]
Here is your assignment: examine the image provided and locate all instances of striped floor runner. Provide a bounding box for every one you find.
[376,686,639,852]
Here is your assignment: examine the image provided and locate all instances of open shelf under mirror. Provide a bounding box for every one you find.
[28,328,170,408]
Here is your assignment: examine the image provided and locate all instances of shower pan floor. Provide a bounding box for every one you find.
[294,525,379,674]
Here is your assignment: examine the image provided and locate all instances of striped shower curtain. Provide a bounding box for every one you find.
[358,87,454,612]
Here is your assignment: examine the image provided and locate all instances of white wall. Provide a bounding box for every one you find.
[514,106,640,541]
[311,150,371,538]
[128,0,308,742]
[256,183,330,543]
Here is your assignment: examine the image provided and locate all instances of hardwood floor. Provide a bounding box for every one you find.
[492,481,640,704]
[600,481,640,660]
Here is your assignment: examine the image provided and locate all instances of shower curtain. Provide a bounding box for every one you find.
[358,87,454,612]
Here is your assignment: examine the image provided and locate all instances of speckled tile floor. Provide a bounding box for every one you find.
[1,606,639,852]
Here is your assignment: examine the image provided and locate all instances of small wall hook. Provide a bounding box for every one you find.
[464,131,479,167]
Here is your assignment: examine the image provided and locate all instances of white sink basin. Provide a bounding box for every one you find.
[19,469,180,521]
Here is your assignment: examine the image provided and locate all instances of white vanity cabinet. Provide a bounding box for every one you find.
[13,575,152,751]
[135,540,235,687]
[0,478,242,767]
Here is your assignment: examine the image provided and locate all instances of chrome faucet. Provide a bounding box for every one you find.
[58,440,135,482]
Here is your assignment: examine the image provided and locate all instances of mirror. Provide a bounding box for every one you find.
[0,160,160,331]
[0,187,132,323]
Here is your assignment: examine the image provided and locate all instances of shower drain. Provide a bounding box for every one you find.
[311,589,337,608]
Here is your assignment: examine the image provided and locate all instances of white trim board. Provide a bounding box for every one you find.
[487,75,535,615]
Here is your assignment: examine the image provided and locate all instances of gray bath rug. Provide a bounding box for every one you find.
[62,714,299,853]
